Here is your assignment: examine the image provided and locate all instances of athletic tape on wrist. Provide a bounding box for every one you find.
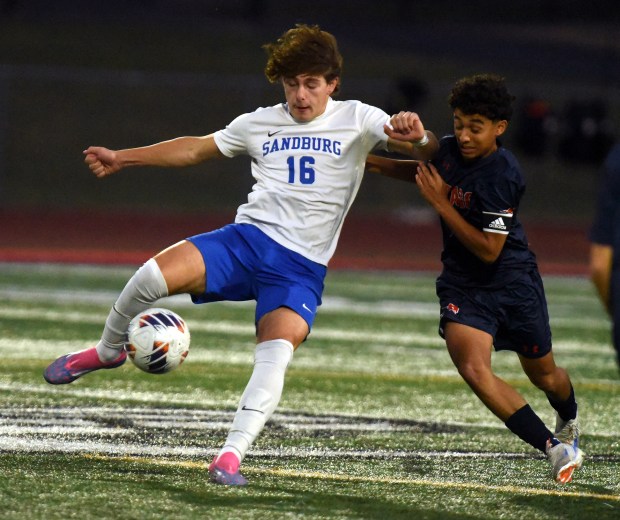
[413,131,429,147]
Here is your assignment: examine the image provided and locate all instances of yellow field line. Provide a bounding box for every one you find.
[85,454,620,502]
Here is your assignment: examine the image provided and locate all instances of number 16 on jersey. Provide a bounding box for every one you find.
[287,156,315,184]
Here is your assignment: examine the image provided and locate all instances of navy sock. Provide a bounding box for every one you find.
[505,404,554,453]
[547,385,577,422]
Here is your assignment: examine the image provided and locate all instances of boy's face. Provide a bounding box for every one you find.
[453,108,507,162]
[282,74,338,122]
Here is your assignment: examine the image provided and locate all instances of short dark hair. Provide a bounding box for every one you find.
[448,74,515,121]
[263,24,343,95]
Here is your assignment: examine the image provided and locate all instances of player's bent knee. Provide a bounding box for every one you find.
[455,360,492,385]
[257,310,308,348]
[155,241,206,295]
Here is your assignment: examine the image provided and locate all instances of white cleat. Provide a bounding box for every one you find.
[546,439,584,484]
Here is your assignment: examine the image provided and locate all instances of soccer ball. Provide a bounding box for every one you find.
[125,308,190,374]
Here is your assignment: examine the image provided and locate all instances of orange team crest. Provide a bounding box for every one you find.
[447,303,460,314]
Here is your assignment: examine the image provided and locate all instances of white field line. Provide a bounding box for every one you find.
[0,405,511,458]
[0,380,233,408]
[0,287,439,318]
[2,364,618,439]
[0,306,614,355]
[0,437,539,461]
[1,405,619,446]
[0,339,463,380]
[0,405,500,432]
[0,436,215,457]
[3,337,618,387]
[0,305,442,346]
[0,404,534,459]
[0,284,612,328]
[1,306,618,384]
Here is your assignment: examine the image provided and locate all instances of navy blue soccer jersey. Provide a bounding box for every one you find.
[433,135,538,288]
[590,143,620,261]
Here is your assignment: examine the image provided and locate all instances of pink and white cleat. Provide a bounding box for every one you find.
[208,452,248,486]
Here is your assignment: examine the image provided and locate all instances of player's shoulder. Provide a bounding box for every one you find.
[495,146,522,176]
[439,135,457,149]
[226,103,289,128]
[330,99,361,108]
[436,135,459,162]
[328,100,389,131]
[477,147,524,192]
[329,99,384,114]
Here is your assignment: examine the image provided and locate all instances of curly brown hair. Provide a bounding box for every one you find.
[263,24,343,95]
[448,74,515,121]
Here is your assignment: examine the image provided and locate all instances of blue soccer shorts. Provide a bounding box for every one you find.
[436,270,552,358]
[186,223,326,329]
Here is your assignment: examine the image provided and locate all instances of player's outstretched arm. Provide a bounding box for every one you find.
[384,111,439,160]
[83,134,224,178]
[365,154,420,183]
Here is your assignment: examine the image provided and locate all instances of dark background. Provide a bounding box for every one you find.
[1,0,619,226]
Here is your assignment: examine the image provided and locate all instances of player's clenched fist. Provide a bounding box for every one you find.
[383,111,426,143]
[83,146,122,178]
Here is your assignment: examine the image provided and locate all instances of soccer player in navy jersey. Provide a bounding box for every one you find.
[379,74,583,483]
[42,24,438,486]
[589,142,620,373]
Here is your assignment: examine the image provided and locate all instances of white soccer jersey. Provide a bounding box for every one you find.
[213,98,390,265]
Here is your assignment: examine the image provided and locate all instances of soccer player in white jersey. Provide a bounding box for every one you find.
[43,24,439,485]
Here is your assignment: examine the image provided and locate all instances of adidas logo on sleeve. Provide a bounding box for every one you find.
[483,211,512,234]
[489,216,507,230]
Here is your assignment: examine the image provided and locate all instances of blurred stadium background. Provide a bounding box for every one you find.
[0,0,618,269]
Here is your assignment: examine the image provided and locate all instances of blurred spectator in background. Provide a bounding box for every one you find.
[558,99,614,163]
[515,97,556,157]
[589,141,620,373]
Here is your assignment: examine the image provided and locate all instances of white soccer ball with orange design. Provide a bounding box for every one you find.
[125,308,190,374]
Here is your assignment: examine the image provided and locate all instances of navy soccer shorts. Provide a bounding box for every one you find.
[187,223,326,329]
[436,270,552,358]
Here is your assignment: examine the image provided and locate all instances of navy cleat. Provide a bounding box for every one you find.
[44,347,126,385]
[208,453,248,486]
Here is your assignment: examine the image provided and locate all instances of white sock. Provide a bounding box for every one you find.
[96,258,169,362]
[219,339,294,462]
